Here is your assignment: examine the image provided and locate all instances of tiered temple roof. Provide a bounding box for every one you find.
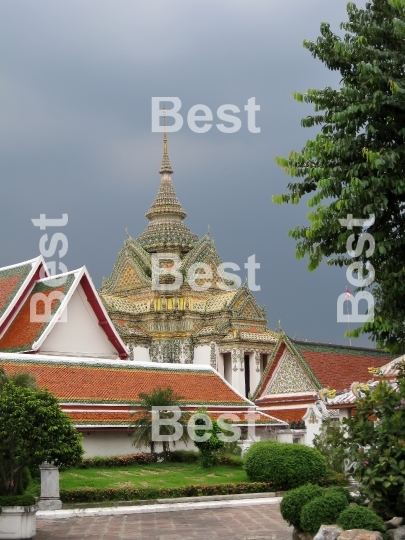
[0,354,286,428]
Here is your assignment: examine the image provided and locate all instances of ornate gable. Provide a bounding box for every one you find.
[229,287,266,320]
[101,240,151,294]
[180,235,225,290]
[264,348,318,395]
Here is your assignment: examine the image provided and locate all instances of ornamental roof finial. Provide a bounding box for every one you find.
[159,103,173,175]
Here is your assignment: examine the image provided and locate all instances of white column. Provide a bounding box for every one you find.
[231,348,245,396]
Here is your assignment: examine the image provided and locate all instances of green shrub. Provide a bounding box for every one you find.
[337,506,387,534]
[280,483,324,529]
[0,494,36,510]
[300,491,349,534]
[61,481,275,503]
[318,469,347,487]
[164,451,198,463]
[77,453,157,469]
[325,486,352,502]
[244,441,328,490]
[217,454,244,467]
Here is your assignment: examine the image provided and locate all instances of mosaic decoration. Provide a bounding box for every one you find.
[149,338,194,364]
[255,350,261,372]
[264,348,316,395]
[231,348,243,372]
[210,341,217,369]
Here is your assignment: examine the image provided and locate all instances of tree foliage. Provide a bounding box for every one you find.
[0,381,83,495]
[131,387,190,460]
[313,418,348,474]
[274,0,405,353]
[193,410,225,468]
[344,364,405,517]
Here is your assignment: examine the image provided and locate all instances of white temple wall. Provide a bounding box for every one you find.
[81,431,195,457]
[217,353,225,378]
[41,285,118,358]
[193,345,211,366]
[248,352,262,396]
[132,346,151,362]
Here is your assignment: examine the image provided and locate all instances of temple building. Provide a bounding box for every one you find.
[0,257,285,456]
[100,131,279,398]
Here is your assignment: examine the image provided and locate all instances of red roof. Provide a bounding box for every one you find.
[0,278,73,352]
[254,335,394,400]
[0,356,250,406]
[296,342,393,391]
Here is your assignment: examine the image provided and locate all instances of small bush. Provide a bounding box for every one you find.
[245,441,327,490]
[76,453,157,469]
[280,483,324,529]
[337,506,387,535]
[326,486,352,502]
[0,494,36,509]
[163,450,198,463]
[318,469,347,487]
[217,454,244,467]
[300,491,349,534]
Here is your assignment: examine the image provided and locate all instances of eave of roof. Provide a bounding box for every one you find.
[0,256,48,333]
[0,353,255,407]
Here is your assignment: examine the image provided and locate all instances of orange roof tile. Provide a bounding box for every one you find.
[0,262,33,319]
[295,342,393,391]
[260,408,307,423]
[0,356,248,406]
[0,277,74,353]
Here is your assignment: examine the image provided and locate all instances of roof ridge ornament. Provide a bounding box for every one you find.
[159,103,174,175]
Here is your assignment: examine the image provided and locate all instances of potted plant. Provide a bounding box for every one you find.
[0,370,83,539]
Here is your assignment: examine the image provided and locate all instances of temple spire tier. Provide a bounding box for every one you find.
[136,125,198,256]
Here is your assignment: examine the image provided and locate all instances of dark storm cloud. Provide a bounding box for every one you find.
[0,0,370,346]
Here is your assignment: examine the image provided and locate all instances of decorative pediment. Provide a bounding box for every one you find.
[264,348,318,395]
[228,287,265,320]
[101,241,151,294]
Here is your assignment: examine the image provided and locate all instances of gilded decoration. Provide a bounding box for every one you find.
[264,348,316,395]
[100,134,278,368]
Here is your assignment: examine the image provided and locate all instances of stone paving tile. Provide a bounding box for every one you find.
[35,504,292,540]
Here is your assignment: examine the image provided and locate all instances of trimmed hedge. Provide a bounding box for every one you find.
[77,453,157,469]
[245,441,327,490]
[60,481,276,503]
[74,451,243,470]
[0,494,36,511]
[337,506,387,535]
[300,491,349,534]
[280,484,324,529]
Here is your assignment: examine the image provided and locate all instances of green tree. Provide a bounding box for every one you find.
[0,367,37,391]
[344,365,405,517]
[193,410,225,468]
[0,381,83,496]
[313,418,348,474]
[131,387,190,460]
[274,0,405,353]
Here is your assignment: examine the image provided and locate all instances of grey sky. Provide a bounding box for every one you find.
[0,0,371,346]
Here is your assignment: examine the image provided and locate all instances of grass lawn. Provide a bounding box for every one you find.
[59,462,249,491]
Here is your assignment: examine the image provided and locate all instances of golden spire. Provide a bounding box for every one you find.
[159,102,173,175]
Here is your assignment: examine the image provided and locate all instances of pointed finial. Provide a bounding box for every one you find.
[207,225,210,236]
[125,227,130,238]
[159,102,173,175]
[278,319,282,331]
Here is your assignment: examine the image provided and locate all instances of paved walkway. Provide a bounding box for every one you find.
[36,503,292,539]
